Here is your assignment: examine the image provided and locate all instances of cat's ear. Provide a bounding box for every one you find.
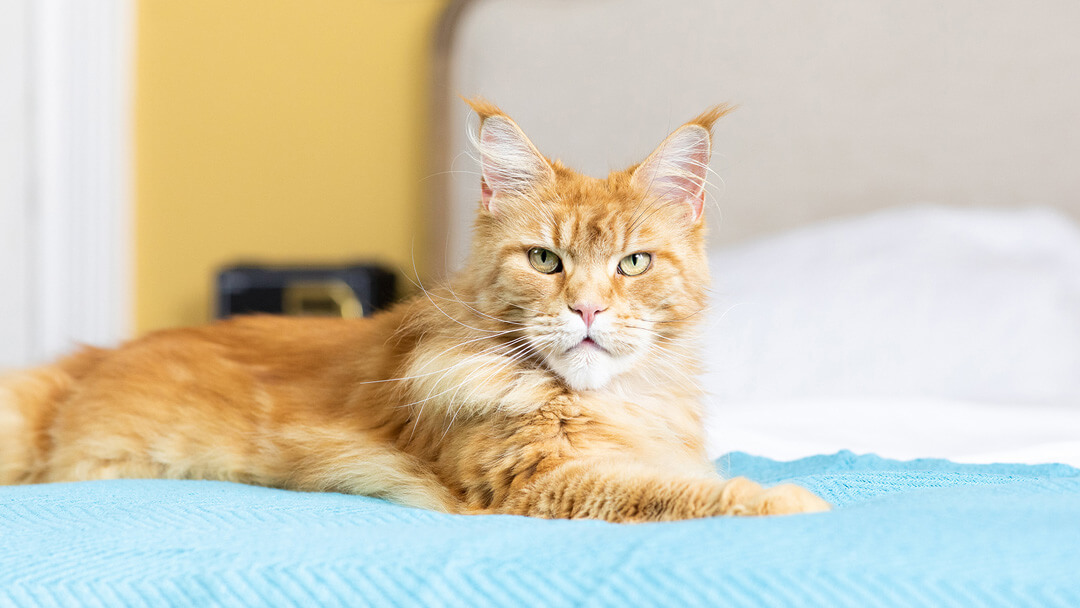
[467,98,554,214]
[630,105,733,222]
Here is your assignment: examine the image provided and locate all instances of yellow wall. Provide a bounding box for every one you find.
[135,0,447,333]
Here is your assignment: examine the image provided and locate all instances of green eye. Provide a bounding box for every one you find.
[528,248,562,274]
[618,252,652,276]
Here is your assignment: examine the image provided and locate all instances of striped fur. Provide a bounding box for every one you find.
[0,101,827,521]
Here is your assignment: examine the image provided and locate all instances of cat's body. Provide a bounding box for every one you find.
[0,101,828,521]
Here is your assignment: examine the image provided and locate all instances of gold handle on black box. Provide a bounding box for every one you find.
[283,280,363,318]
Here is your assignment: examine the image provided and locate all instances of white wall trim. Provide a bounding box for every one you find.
[28,0,134,363]
[0,0,33,368]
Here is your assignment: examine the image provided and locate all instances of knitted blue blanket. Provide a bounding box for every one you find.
[3,451,1078,607]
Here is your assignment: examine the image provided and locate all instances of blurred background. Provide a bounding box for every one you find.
[1,0,446,367]
[2,1,1079,462]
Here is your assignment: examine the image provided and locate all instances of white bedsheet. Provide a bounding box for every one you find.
[699,206,1080,468]
[705,398,1080,468]
[701,205,1080,406]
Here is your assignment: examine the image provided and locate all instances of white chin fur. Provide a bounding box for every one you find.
[547,344,634,391]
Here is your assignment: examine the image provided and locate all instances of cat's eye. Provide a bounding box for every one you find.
[618,252,652,276]
[528,248,563,274]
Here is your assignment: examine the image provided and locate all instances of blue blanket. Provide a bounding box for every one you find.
[3,451,1079,607]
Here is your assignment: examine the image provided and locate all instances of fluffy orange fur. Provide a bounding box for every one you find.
[0,101,828,521]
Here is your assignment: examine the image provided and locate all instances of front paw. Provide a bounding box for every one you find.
[721,477,831,516]
[743,483,831,516]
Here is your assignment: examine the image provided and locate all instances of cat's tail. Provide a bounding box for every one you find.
[0,348,105,485]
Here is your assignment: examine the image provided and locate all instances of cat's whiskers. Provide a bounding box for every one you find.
[351,328,521,386]
[409,335,532,411]
[516,331,562,372]
[621,323,680,339]
[418,335,542,442]
[641,343,703,390]
[640,362,701,398]
[598,322,698,367]
[648,301,737,337]
[465,123,559,226]
[428,149,483,183]
[404,336,532,440]
[627,156,723,234]
[438,339,538,441]
[621,325,693,354]
[626,181,665,234]
[644,339,700,369]
[625,131,677,231]
[628,186,705,233]
[420,168,481,183]
[406,253,513,334]
[627,198,668,234]
[419,169,482,184]
[444,337,537,412]
[469,341,541,416]
[443,281,529,328]
[627,160,715,232]
[619,319,692,340]
[419,219,532,331]
[495,297,547,317]
[639,305,712,324]
[397,278,478,306]
[397,339,531,416]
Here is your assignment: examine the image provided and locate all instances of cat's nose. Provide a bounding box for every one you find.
[570,303,606,329]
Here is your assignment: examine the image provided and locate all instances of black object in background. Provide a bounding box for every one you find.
[216,264,396,320]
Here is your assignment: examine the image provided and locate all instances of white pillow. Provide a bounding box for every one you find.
[701,205,1080,406]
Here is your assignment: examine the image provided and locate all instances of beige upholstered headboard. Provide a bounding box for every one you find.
[428,0,1080,272]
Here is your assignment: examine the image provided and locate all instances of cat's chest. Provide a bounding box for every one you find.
[515,391,707,469]
[436,394,710,510]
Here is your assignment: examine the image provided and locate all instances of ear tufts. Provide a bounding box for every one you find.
[687,103,737,134]
[630,105,733,222]
[463,96,507,121]
[466,98,553,213]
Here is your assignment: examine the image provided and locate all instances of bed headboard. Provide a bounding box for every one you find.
[428,0,1080,272]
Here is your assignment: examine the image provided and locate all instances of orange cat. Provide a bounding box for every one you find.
[0,100,828,521]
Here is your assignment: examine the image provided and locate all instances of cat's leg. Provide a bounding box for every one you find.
[277,430,462,513]
[503,461,829,522]
[0,364,82,485]
[42,426,463,513]
[717,475,831,517]
[42,456,167,483]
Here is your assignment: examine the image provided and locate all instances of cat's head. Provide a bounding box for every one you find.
[463,99,729,392]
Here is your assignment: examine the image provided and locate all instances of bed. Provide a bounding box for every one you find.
[5,205,1080,606]
[5,453,1079,606]
[6,0,1080,605]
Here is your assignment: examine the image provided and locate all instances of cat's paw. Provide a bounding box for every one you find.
[721,477,830,516]
[742,483,831,516]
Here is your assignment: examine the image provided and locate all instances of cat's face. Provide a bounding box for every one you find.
[465,101,728,391]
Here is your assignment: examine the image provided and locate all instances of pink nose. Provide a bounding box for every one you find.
[570,303,605,329]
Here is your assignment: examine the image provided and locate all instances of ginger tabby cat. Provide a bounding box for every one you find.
[0,100,829,522]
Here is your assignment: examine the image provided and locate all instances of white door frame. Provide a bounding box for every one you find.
[0,0,134,368]
[0,0,33,368]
